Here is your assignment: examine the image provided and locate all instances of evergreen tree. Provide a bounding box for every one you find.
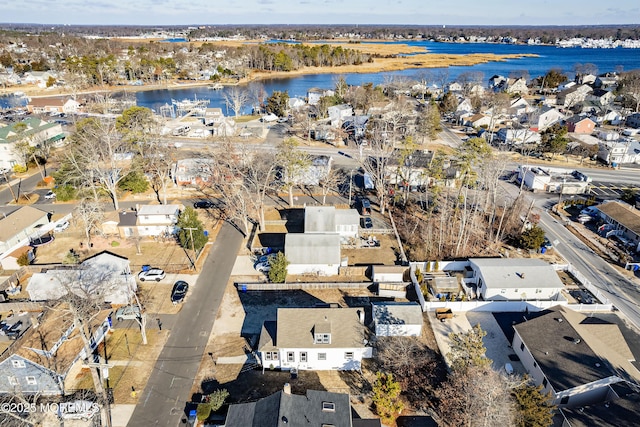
[372,372,404,424]
[177,207,208,253]
[267,252,289,283]
[512,381,556,427]
[447,323,491,372]
[518,225,546,250]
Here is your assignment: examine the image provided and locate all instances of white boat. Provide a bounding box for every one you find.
[208,83,223,90]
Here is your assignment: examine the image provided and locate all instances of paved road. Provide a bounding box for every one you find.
[126,222,244,427]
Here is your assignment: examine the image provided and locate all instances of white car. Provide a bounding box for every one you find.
[44,191,56,200]
[53,221,70,232]
[115,305,141,321]
[138,268,166,282]
[255,261,271,273]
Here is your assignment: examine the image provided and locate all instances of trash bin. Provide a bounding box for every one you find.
[141,265,151,272]
[240,284,247,293]
[540,247,547,254]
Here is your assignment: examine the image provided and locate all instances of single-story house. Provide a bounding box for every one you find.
[467,258,565,301]
[0,308,111,395]
[225,386,366,427]
[258,307,372,371]
[304,206,359,241]
[513,305,640,407]
[26,96,83,114]
[285,233,341,276]
[27,251,136,305]
[463,114,491,128]
[495,128,541,146]
[596,201,640,252]
[371,302,423,337]
[0,206,49,255]
[117,204,181,238]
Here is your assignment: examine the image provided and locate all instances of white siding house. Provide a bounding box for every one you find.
[258,307,372,371]
[135,204,181,237]
[468,258,564,301]
[512,306,640,407]
[304,206,359,241]
[285,233,341,276]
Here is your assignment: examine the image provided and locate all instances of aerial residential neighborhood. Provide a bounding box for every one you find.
[1,17,640,427]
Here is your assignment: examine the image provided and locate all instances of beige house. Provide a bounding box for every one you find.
[0,206,49,255]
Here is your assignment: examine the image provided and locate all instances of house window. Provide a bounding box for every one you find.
[264,352,272,361]
[318,353,327,361]
[322,402,335,412]
[536,289,542,294]
[25,376,37,385]
[314,333,331,344]
[8,376,18,386]
[542,378,548,387]
[287,352,294,363]
[344,352,354,360]
[300,352,307,362]
[560,396,569,405]
[271,352,278,360]
[500,289,506,294]
[12,360,25,368]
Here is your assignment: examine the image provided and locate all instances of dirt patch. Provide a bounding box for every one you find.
[66,328,169,404]
[137,282,185,315]
[342,233,400,266]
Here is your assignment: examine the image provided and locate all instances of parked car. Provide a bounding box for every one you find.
[138,268,166,282]
[44,191,56,200]
[114,305,141,321]
[255,261,271,273]
[361,217,373,229]
[53,220,70,232]
[171,281,189,305]
[358,197,371,216]
[194,200,215,209]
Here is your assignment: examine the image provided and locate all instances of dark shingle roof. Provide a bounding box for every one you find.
[597,202,640,236]
[559,386,640,427]
[514,306,616,392]
[225,389,352,427]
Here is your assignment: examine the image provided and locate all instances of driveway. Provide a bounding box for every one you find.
[127,222,244,426]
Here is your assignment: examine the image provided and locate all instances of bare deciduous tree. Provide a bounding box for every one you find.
[223,86,249,118]
[75,199,105,247]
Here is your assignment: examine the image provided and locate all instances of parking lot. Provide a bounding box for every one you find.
[589,181,640,198]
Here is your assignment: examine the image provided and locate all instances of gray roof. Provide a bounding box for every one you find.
[0,206,48,242]
[372,302,423,326]
[334,209,360,228]
[304,206,336,233]
[264,307,366,350]
[118,211,137,227]
[225,389,352,427]
[285,233,341,265]
[514,306,620,392]
[470,258,564,289]
[136,204,180,216]
[559,384,640,427]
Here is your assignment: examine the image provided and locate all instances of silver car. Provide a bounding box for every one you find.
[138,268,166,282]
[114,305,141,321]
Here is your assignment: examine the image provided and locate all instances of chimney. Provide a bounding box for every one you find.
[283,383,291,394]
[357,309,364,324]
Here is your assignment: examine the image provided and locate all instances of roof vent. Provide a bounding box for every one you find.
[595,362,601,368]
[573,338,581,344]
[555,318,563,322]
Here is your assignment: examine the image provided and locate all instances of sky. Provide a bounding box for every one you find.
[0,0,638,26]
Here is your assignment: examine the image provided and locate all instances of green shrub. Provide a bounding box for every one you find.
[13,165,27,174]
[268,252,289,283]
[54,185,77,202]
[111,241,120,247]
[196,403,211,422]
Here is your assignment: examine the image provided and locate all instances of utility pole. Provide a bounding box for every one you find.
[184,227,198,272]
[348,169,353,206]
[84,358,112,427]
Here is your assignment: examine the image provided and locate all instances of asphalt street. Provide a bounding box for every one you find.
[126,222,244,426]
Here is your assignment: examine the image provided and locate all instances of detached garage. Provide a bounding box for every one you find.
[372,302,423,337]
[285,233,341,276]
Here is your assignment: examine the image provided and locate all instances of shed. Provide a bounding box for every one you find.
[371,302,423,337]
[372,265,407,283]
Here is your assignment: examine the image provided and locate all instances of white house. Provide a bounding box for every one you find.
[135,204,181,237]
[27,251,136,305]
[304,206,359,241]
[495,128,541,146]
[327,104,353,127]
[529,107,565,132]
[0,206,49,255]
[371,302,423,337]
[597,139,640,165]
[467,258,565,301]
[0,118,65,170]
[257,307,373,371]
[596,201,640,252]
[285,233,341,276]
[513,305,640,407]
[307,88,334,106]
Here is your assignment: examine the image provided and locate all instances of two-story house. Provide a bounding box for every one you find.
[513,305,640,407]
[0,118,65,170]
[327,104,353,128]
[258,307,372,371]
[119,204,181,238]
[566,116,596,134]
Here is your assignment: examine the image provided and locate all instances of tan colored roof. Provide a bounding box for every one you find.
[598,202,640,236]
[28,97,67,107]
[13,307,111,375]
[0,206,48,242]
[274,307,366,349]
